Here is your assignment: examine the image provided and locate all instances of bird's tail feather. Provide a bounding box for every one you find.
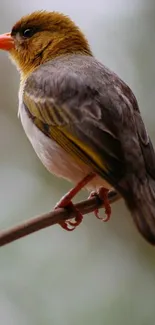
[122,176,155,245]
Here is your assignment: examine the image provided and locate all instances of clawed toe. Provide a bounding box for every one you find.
[55,200,83,231]
[88,187,111,222]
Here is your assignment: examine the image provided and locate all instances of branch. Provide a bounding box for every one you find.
[0,190,120,247]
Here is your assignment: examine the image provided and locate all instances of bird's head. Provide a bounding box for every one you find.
[0,10,92,78]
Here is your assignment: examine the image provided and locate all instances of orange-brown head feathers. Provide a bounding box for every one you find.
[4,10,92,78]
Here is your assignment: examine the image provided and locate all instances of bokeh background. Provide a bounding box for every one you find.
[0,1,155,324]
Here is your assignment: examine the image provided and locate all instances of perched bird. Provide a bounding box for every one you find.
[0,11,155,245]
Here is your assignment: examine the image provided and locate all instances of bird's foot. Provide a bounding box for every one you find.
[54,172,96,231]
[55,201,83,231]
[88,187,111,222]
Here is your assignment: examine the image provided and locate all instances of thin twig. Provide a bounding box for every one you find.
[0,190,120,247]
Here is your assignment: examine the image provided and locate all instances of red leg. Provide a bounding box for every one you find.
[88,187,111,222]
[55,172,96,231]
[55,172,96,209]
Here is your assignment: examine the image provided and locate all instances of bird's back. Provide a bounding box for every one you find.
[23,53,145,186]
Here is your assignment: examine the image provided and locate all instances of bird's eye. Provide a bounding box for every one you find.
[22,28,36,38]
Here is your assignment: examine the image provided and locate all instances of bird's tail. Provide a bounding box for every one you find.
[122,176,155,245]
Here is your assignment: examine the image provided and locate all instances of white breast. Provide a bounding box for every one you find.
[18,92,111,192]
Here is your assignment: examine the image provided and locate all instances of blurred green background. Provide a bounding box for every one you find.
[0,0,155,324]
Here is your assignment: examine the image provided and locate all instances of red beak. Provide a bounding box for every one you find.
[0,33,15,51]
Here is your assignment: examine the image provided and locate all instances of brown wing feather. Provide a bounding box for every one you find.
[23,55,155,191]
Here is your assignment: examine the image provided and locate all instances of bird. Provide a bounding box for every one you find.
[0,10,155,245]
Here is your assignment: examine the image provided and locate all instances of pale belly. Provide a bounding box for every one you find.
[19,105,112,192]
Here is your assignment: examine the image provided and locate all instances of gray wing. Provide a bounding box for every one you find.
[23,55,155,190]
